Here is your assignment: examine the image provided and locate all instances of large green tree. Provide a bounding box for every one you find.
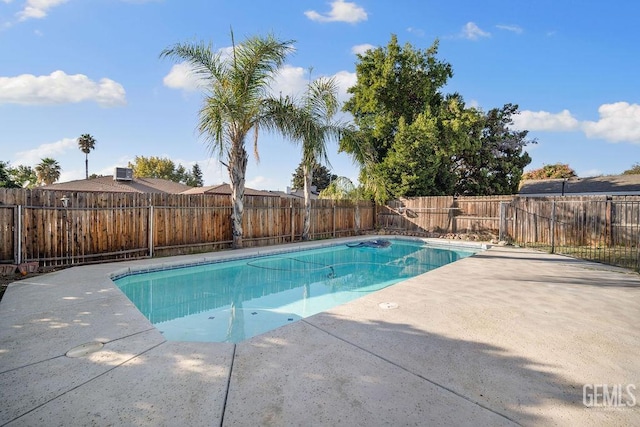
[10,165,38,188]
[340,35,453,202]
[0,161,20,188]
[185,163,204,187]
[77,134,96,179]
[291,161,337,191]
[453,103,533,195]
[160,32,295,248]
[128,156,179,180]
[35,158,61,185]
[128,156,203,186]
[341,34,533,201]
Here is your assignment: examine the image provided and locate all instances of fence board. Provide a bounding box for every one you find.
[0,189,374,266]
[5,188,635,271]
[505,196,640,271]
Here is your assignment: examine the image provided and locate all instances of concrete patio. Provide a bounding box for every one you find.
[1,238,639,426]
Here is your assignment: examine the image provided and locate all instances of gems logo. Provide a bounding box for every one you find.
[583,384,637,408]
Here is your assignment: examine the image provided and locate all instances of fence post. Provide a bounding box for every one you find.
[373,203,378,230]
[605,197,613,247]
[451,197,458,234]
[550,200,556,254]
[332,202,336,238]
[149,205,154,258]
[499,202,506,242]
[15,205,22,265]
[513,206,518,243]
[290,200,295,242]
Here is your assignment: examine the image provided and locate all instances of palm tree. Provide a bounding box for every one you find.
[319,176,359,200]
[278,77,345,240]
[35,158,61,185]
[77,134,96,179]
[160,32,295,248]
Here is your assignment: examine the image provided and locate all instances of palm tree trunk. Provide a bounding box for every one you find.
[302,164,312,241]
[229,142,248,249]
[85,154,89,179]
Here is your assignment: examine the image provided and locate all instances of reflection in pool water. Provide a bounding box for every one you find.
[114,239,477,343]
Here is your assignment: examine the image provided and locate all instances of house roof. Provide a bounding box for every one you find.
[41,176,194,194]
[518,175,640,196]
[180,183,279,197]
[282,188,319,199]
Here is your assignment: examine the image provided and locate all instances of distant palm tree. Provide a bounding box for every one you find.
[77,134,96,179]
[276,77,345,240]
[319,176,359,200]
[160,32,295,248]
[35,158,61,185]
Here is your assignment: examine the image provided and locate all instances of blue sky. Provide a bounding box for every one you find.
[1,0,639,190]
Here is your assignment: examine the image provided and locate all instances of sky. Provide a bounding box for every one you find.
[1,0,639,191]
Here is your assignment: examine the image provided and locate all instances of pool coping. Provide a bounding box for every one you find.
[1,235,639,426]
[108,235,488,281]
[110,236,487,344]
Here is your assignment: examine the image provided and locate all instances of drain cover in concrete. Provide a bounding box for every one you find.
[66,341,104,358]
[378,302,399,310]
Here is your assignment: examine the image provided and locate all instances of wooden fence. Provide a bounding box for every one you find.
[377,194,639,271]
[1,189,638,272]
[504,196,640,271]
[377,195,514,235]
[0,189,374,267]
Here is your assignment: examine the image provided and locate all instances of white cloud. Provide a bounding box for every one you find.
[407,27,425,37]
[246,175,279,190]
[14,138,76,167]
[511,109,580,132]
[200,158,227,185]
[0,70,127,107]
[305,0,367,23]
[332,70,357,103]
[496,24,523,34]
[351,43,375,55]
[270,66,356,104]
[17,0,69,21]
[162,62,206,92]
[162,59,356,120]
[269,65,308,98]
[163,62,310,98]
[467,99,480,109]
[461,22,491,40]
[161,46,237,92]
[582,102,640,143]
[512,103,640,145]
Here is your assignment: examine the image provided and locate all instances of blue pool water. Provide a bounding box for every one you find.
[114,239,477,343]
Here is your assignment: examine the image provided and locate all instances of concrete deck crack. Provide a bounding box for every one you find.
[303,320,522,426]
[219,343,236,427]
[0,327,157,375]
[1,341,165,427]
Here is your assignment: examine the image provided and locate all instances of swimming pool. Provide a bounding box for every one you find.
[114,239,479,343]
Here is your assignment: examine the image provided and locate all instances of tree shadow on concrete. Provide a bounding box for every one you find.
[227,312,628,426]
